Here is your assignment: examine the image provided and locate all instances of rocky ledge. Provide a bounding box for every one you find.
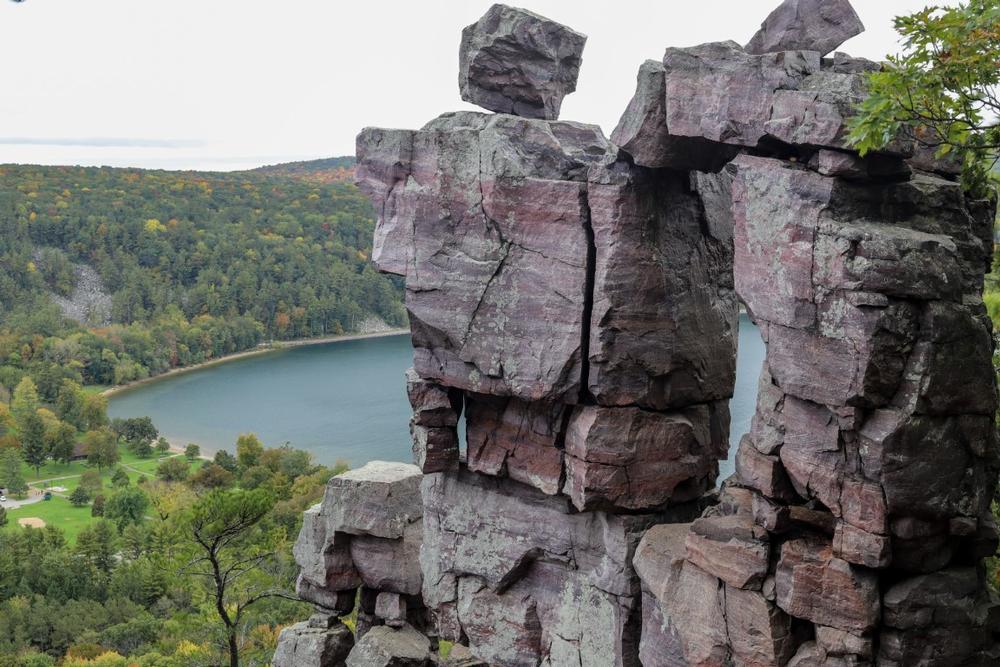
[276,1,1000,665]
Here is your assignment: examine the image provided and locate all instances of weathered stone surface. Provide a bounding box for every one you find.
[635,524,729,667]
[273,618,354,667]
[564,404,722,511]
[350,523,423,596]
[746,0,864,56]
[725,584,798,666]
[464,394,564,495]
[358,112,609,403]
[833,521,891,569]
[323,461,422,540]
[421,467,673,665]
[345,624,432,667]
[737,434,797,501]
[587,159,738,409]
[458,4,586,120]
[662,42,820,153]
[685,514,770,590]
[375,592,408,627]
[611,60,737,172]
[765,70,867,149]
[808,148,909,180]
[775,538,880,632]
[410,423,458,474]
[814,625,872,660]
[406,368,461,428]
[294,503,361,593]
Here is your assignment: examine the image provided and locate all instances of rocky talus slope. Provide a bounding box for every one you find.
[274,1,1000,665]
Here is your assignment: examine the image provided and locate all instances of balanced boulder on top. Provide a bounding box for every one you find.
[458,4,586,120]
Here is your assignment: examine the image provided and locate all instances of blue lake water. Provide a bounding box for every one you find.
[109,315,765,473]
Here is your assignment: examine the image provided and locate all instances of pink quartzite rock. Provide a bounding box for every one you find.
[464,394,565,496]
[294,503,361,594]
[563,403,724,511]
[421,467,693,666]
[357,112,608,403]
[745,0,864,57]
[725,584,798,667]
[406,369,461,472]
[350,523,423,596]
[634,524,730,667]
[611,60,738,172]
[587,158,738,409]
[685,514,770,590]
[775,538,880,632]
[661,42,820,153]
[458,4,586,120]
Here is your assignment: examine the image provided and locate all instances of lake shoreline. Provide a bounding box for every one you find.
[100,328,409,398]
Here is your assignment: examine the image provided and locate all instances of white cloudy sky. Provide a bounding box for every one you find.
[0,0,953,171]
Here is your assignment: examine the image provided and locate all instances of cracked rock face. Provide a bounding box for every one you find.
[458,4,586,120]
[284,1,1000,665]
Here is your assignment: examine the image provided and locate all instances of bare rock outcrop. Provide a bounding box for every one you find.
[279,1,1000,665]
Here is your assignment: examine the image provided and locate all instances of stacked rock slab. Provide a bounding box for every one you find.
[350,3,736,665]
[279,0,1000,665]
[625,1,1000,666]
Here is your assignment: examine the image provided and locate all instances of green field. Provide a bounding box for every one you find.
[2,495,94,542]
[4,445,205,543]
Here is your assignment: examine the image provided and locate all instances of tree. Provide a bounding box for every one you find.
[104,486,150,531]
[10,376,39,423]
[91,494,106,517]
[155,437,171,457]
[177,489,291,667]
[111,467,130,488]
[235,433,263,470]
[20,412,48,476]
[79,469,103,497]
[47,421,77,465]
[185,443,201,461]
[84,428,119,471]
[189,463,235,491]
[848,0,1000,194]
[80,394,109,431]
[133,438,153,459]
[0,448,28,497]
[0,506,6,527]
[55,379,85,429]
[156,457,190,483]
[113,416,158,449]
[70,485,91,507]
[213,449,238,473]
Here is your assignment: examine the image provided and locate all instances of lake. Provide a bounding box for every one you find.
[109,315,765,475]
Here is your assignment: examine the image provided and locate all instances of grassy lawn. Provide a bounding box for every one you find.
[81,384,111,395]
[2,495,94,542]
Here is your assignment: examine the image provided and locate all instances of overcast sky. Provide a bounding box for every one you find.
[0,0,954,171]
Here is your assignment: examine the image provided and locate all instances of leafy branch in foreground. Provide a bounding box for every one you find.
[847,0,1000,195]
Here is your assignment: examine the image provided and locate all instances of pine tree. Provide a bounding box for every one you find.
[20,412,49,476]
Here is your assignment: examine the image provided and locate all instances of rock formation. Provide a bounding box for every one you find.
[276,1,1000,665]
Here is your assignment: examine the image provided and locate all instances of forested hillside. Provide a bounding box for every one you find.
[249,156,356,183]
[0,163,404,388]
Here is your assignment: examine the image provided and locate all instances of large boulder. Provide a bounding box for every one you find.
[745,0,864,57]
[563,404,722,511]
[661,41,820,157]
[458,4,586,120]
[323,461,422,540]
[273,616,354,667]
[345,624,433,667]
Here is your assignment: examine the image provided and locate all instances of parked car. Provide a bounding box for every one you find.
[0,495,6,502]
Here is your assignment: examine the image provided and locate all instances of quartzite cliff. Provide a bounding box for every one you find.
[274,1,1000,665]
